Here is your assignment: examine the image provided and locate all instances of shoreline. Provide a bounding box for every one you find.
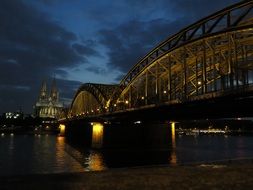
[1,161,253,190]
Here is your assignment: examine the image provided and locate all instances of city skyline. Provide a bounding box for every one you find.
[0,0,238,113]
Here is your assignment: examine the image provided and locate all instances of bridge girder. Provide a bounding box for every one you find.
[70,83,119,116]
[64,1,253,119]
[120,1,253,88]
[113,1,253,110]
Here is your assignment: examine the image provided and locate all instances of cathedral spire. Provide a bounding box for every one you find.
[50,77,58,102]
[39,81,47,101]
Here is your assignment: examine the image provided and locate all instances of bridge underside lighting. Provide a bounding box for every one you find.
[92,123,104,148]
[59,124,66,136]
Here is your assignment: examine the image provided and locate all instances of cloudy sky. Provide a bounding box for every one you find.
[0,0,239,113]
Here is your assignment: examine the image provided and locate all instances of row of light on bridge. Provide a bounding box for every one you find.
[65,85,201,120]
[66,94,166,119]
[64,81,204,120]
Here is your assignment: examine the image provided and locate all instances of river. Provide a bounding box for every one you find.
[1,133,253,176]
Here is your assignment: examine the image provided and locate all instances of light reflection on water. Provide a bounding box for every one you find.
[0,134,84,176]
[87,152,106,171]
[170,122,177,165]
[63,142,107,171]
[67,134,253,170]
[1,133,253,175]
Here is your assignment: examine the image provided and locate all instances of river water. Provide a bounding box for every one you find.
[1,133,253,176]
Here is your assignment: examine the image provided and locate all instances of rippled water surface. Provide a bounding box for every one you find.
[0,134,84,176]
[1,133,253,176]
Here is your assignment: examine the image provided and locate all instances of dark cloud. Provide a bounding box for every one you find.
[125,0,238,19]
[86,66,107,75]
[169,0,239,20]
[0,85,33,113]
[113,73,126,83]
[99,0,239,75]
[35,0,63,6]
[54,79,82,105]
[72,43,99,57]
[99,19,188,73]
[0,0,97,113]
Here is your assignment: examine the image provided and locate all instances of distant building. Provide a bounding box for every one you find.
[4,111,23,119]
[34,79,63,118]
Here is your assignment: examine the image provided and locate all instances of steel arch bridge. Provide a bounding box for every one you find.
[68,1,253,118]
[70,83,120,116]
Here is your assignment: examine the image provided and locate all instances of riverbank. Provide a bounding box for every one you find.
[1,162,253,190]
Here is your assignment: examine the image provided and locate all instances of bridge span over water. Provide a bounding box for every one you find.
[62,1,253,122]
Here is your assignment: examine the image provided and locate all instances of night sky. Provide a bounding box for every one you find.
[0,0,239,113]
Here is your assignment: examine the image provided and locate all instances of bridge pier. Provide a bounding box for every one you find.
[63,120,176,150]
[64,120,93,147]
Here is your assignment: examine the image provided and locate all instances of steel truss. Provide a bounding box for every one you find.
[115,0,253,111]
[70,83,119,116]
[69,1,253,117]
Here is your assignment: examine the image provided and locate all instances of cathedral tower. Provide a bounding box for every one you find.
[50,78,58,102]
[39,81,47,101]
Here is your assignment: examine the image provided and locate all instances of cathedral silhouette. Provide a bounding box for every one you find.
[34,79,63,118]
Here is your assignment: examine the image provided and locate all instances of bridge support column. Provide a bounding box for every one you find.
[145,72,148,105]
[202,40,207,94]
[168,58,172,101]
[155,63,158,96]
[129,86,132,108]
[183,49,188,100]
[228,33,234,90]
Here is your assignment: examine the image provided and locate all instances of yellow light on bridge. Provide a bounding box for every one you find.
[125,100,129,104]
[197,81,202,85]
[163,90,167,94]
[59,124,66,136]
[114,104,117,107]
[171,122,176,140]
[92,122,104,148]
[141,96,145,100]
[170,121,177,165]
[93,123,103,134]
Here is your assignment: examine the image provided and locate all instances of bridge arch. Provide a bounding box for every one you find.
[70,83,119,116]
[115,1,253,109]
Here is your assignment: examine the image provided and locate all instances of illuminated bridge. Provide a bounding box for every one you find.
[63,1,253,122]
